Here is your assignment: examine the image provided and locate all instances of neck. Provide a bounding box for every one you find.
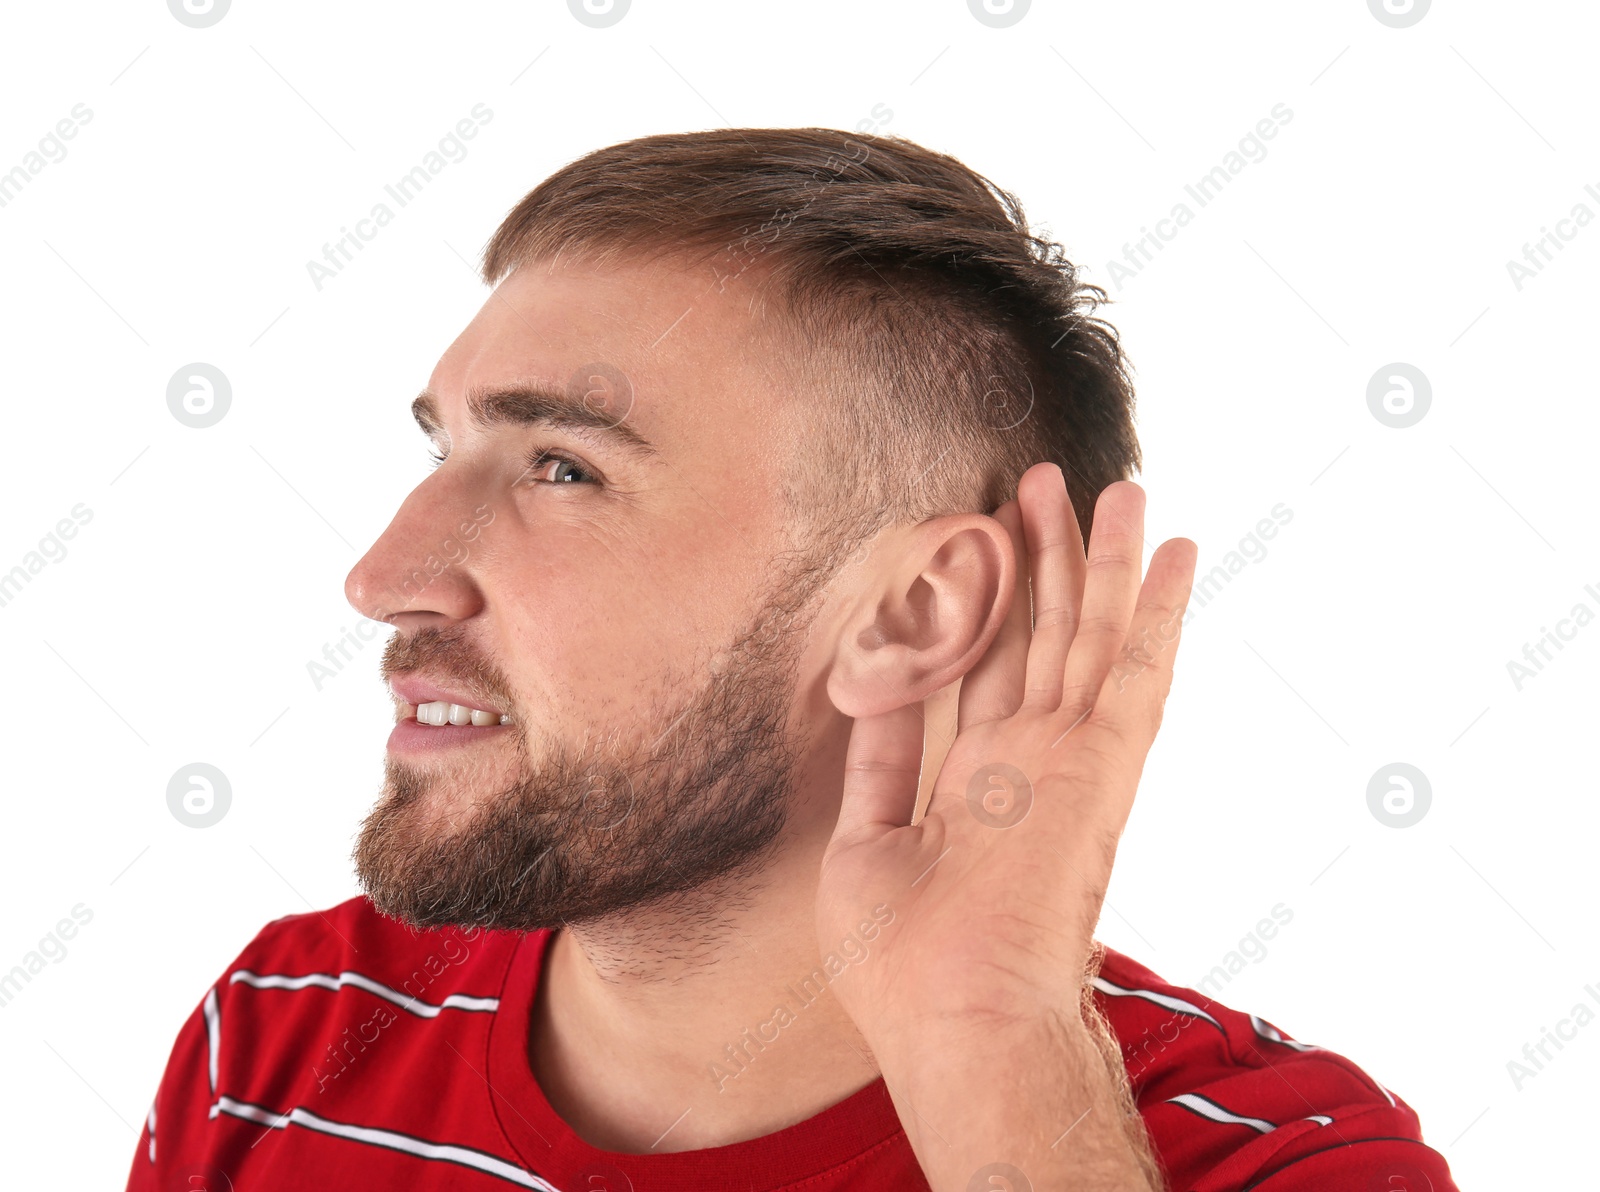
[530,829,882,1153]
[527,682,959,1154]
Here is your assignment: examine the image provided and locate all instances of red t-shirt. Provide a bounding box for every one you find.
[126,895,1457,1191]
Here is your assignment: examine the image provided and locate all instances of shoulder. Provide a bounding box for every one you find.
[214,894,526,1018]
[128,898,536,1185]
[1090,946,1459,1191]
[1090,945,1397,1096]
[231,894,506,971]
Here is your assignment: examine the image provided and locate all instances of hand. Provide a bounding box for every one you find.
[815,462,1198,1053]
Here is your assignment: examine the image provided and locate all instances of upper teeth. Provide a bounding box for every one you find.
[414,701,510,727]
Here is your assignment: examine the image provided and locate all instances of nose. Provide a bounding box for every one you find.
[345,480,487,630]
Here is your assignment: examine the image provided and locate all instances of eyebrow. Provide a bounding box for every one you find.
[410,383,657,459]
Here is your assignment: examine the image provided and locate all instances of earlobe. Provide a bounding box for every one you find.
[825,515,1014,719]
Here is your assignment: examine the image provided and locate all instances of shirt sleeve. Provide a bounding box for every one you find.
[124,984,221,1192]
[1138,1041,1459,1191]
[1093,953,1459,1192]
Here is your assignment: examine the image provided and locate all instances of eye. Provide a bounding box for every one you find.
[522,449,598,486]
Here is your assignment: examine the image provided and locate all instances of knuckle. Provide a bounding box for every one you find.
[1033,606,1080,632]
[1075,613,1125,639]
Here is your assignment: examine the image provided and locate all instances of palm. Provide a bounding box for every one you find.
[815,464,1197,1046]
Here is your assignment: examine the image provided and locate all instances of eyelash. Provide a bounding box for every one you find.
[426,446,599,487]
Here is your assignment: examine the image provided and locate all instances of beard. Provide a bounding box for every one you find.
[352,560,830,934]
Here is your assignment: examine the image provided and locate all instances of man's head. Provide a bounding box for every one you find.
[345,127,1140,934]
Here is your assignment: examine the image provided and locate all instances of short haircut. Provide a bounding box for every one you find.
[482,127,1141,570]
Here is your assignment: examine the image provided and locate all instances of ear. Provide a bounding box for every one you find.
[826,514,1016,719]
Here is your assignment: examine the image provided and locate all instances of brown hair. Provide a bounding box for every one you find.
[481,127,1140,567]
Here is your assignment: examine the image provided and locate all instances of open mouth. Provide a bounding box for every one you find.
[401,700,512,728]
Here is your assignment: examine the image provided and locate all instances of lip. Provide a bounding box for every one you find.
[387,716,510,755]
[387,675,505,714]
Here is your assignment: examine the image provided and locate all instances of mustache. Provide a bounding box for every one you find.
[380,624,514,708]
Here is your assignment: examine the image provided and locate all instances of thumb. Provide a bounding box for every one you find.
[831,701,926,845]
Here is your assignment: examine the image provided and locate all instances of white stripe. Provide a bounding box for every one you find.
[145,1101,156,1162]
[1303,1114,1334,1126]
[209,1096,558,1190]
[229,969,499,1017]
[202,987,221,1095]
[208,1095,293,1130]
[1092,977,1223,1030]
[1250,1014,1318,1051]
[1167,1092,1277,1133]
[1374,1080,1397,1107]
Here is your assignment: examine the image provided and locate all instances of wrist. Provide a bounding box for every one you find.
[878,1002,1094,1092]
[876,1007,1159,1192]
[870,971,1105,1075]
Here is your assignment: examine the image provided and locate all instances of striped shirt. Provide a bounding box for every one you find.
[125,895,1458,1190]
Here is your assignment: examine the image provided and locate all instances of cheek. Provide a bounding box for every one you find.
[496,552,679,719]
[493,521,767,721]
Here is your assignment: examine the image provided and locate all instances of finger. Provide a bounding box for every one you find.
[1058,481,1145,722]
[831,701,927,843]
[957,500,1032,731]
[1017,463,1087,712]
[1092,536,1198,741]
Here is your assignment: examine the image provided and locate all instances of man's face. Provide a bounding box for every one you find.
[344,255,844,932]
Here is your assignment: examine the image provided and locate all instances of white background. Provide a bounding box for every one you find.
[1,1,1594,1187]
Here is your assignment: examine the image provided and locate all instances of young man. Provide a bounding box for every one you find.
[127,128,1458,1191]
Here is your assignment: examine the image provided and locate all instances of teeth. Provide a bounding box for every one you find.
[414,700,508,728]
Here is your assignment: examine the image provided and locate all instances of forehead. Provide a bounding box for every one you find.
[426,254,795,454]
